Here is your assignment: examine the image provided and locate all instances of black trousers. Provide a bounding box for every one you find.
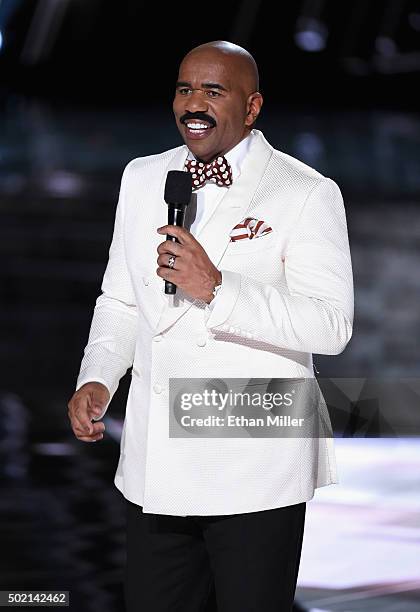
[124,498,306,612]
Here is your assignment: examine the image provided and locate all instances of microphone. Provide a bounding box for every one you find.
[163,170,192,294]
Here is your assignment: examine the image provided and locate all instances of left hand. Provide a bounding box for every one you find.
[156,225,221,303]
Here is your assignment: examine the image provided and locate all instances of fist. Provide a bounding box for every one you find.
[67,382,110,442]
[156,225,221,303]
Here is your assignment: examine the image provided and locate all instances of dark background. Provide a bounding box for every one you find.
[1,0,420,110]
[1,1,420,611]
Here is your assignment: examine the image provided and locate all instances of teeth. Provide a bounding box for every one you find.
[186,122,210,130]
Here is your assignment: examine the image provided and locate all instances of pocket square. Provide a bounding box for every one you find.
[229,217,273,242]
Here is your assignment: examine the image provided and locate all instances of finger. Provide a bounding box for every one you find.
[88,404,105,420]
[76,432,104,443]
[157,239,183,256]
[89,388,109,417]
[157,225,191,245]
[70,414,102,437]
[156,266,177,281]
[74,406,95,434]
[69,392,93,431]
[79,421,105,435]
[73,421,105,438]
[156,253,182,269]
[70,414,87,434]
[79,393,105,431]
[68,407,90,434]
[75,427,105,441]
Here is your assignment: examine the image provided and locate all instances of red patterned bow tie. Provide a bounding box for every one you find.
[184,155,233,190]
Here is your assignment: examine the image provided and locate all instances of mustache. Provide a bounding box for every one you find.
[180,112,216,128]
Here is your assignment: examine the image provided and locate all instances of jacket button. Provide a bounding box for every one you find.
[196,334,207,347]
[153,384,162,394]
[153,334,163,342]
[143,277,150,286]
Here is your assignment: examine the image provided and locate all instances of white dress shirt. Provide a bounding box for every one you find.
[185,130,255,309]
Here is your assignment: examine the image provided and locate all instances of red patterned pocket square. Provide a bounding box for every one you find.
[229,217,273,242]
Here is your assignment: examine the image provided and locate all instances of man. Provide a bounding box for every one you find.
[68,41,353,611]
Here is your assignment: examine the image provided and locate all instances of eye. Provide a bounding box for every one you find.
[206,90,221,98]
[178,87,192,95]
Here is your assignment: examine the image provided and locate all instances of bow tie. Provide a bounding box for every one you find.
[184,155,233,190]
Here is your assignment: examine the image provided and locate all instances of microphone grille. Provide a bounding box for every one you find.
[164,170,192,206]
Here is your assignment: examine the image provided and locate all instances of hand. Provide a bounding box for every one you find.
[156,225,222,303]
[67,382,110,443]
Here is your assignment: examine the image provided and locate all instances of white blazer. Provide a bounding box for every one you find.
[76,129,354,516]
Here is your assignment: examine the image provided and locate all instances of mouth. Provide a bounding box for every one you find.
[182,119,215,140]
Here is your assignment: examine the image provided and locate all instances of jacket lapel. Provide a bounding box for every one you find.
[194,130,273,269]
[153,130,274,334]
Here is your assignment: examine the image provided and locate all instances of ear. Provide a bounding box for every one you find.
[245,92,263,128]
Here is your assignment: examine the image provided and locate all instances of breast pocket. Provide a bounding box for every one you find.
[225,229,278,255]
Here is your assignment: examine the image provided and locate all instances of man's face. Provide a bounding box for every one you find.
[173,51,253,163]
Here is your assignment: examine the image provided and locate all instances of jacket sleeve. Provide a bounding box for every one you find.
[75,162,138,410]
[204,178,354,355]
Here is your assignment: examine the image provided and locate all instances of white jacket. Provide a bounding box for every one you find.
[76,129,354,516]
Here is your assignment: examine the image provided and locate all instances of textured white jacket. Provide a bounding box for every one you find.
[76,129,354,516]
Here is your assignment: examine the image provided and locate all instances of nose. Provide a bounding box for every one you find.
[185,89,209,113]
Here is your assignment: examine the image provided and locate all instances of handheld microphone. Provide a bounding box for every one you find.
[163,170,192,295]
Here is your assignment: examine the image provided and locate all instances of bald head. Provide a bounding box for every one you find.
[173,39,263,163]
[183,40,259,94]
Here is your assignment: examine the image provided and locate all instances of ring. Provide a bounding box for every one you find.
[168,255,176,269]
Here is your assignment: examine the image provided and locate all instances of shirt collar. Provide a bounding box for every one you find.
[186,130,255,181]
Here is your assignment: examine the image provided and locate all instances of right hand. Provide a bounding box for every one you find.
[67,382,110,442]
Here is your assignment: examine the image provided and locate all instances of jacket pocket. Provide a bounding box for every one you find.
[225,229,278,254]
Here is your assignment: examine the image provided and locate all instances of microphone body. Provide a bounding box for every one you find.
[165,205,186,294]
[163,170,192,295]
